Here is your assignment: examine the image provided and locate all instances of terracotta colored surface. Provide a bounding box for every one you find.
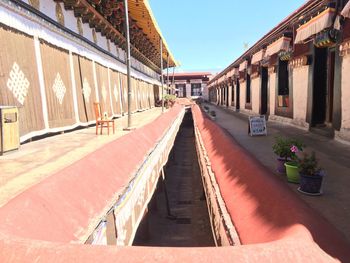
[0,233,336,263]
[0,105,183,243]
[0,102,349,262]
[191,105,350,261]
[0,107,164,207]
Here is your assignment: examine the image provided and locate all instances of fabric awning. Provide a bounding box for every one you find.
[295,8,336,44]
[341,1,350,18]
[265,37,291,58]
[239,61,247,72]
[251,49,266,65]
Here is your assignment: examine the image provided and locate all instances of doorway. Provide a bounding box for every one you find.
[312,47,334,127]
[260,67,268,115]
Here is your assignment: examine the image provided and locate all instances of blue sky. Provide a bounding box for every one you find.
[149,0,306,73]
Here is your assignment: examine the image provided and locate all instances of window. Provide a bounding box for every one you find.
[277,59,289,107]
[191,83,202,96]
[176,84,186,98]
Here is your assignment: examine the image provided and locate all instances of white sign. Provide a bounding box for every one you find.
[248,116,267,136]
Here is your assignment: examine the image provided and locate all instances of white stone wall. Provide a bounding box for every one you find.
[39,0,56,22]
[186,83,191,98]
[240,81,246,110]
[228,84,232,106]
[202,83,209,101]
[292,66,309,128]
[269,73,276,116]
[251,77,260,114]
[338,55,350,141]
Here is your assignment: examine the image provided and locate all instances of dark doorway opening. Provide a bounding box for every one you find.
[260,67,268,115]
[231,81,235,106]
[226,85,229,107]
[312,47,334,127]
[236,79,240,110]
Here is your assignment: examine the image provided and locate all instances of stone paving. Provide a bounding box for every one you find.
[203,102,350,242]
[0,107,165,207]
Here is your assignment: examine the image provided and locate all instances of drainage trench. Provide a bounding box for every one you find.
[133,109,215,247]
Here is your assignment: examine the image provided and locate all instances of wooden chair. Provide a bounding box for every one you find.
[93,102,115,135]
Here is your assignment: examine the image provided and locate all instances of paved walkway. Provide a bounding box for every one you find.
[203,103,350,242]
[0,107,165,207]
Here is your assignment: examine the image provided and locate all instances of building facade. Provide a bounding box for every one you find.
[208,0,350,143]
[0,0,177,142]
[168,72,212,100]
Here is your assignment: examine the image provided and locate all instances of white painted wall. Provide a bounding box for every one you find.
[62,5,78,34]
[251,77,260,114]
[202,83,209,101]
[269,73,276,115]
[240,81,246,109]
[186,83,191,98]
[340,55,350,140]
[39,0,56,22]
[292,66,309,128]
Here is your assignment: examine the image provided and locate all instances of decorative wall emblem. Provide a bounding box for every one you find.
[52,73,66,105]
[101,83,107,102]
[82,78,92,102]
[55,3,65,26]
[7,62,30,105]
[77,18,83,36]
[113,84,118,102]
[28,0,40,10]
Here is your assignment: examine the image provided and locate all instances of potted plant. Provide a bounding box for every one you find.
[210,110,216,120]
[284,142,305,183]
[203,105,209,113]
[272,137,304,174]
[163,94,176,109]
[298,152,325,195]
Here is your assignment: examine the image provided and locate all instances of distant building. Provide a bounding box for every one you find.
[166,72,212,100]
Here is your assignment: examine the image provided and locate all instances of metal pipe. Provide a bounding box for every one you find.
[123,0,132,128]
[166,53,170,94]
[160,38,164,113]
[172,66,175,95]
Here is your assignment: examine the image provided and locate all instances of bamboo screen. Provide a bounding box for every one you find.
[130,77,138,113]
[71,54,88,123]
[109,69,122,116]
[0,26,45,136]
[95,63,113,117]
[149,83,155,108]
[120,73,128,113]
[40,42,75,128]
[76,56,97,122]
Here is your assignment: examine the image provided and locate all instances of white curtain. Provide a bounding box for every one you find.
[239,60,247,72]
[295,8,335,44]
[251,49,266,65]
[265,37,291,57]
[341,1,350,18]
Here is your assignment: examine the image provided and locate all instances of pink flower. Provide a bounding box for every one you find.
[290,145,299,153]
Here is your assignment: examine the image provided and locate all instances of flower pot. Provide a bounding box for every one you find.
[276,157,288,174]
[299,171,324,195]
[285,162,299,183]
